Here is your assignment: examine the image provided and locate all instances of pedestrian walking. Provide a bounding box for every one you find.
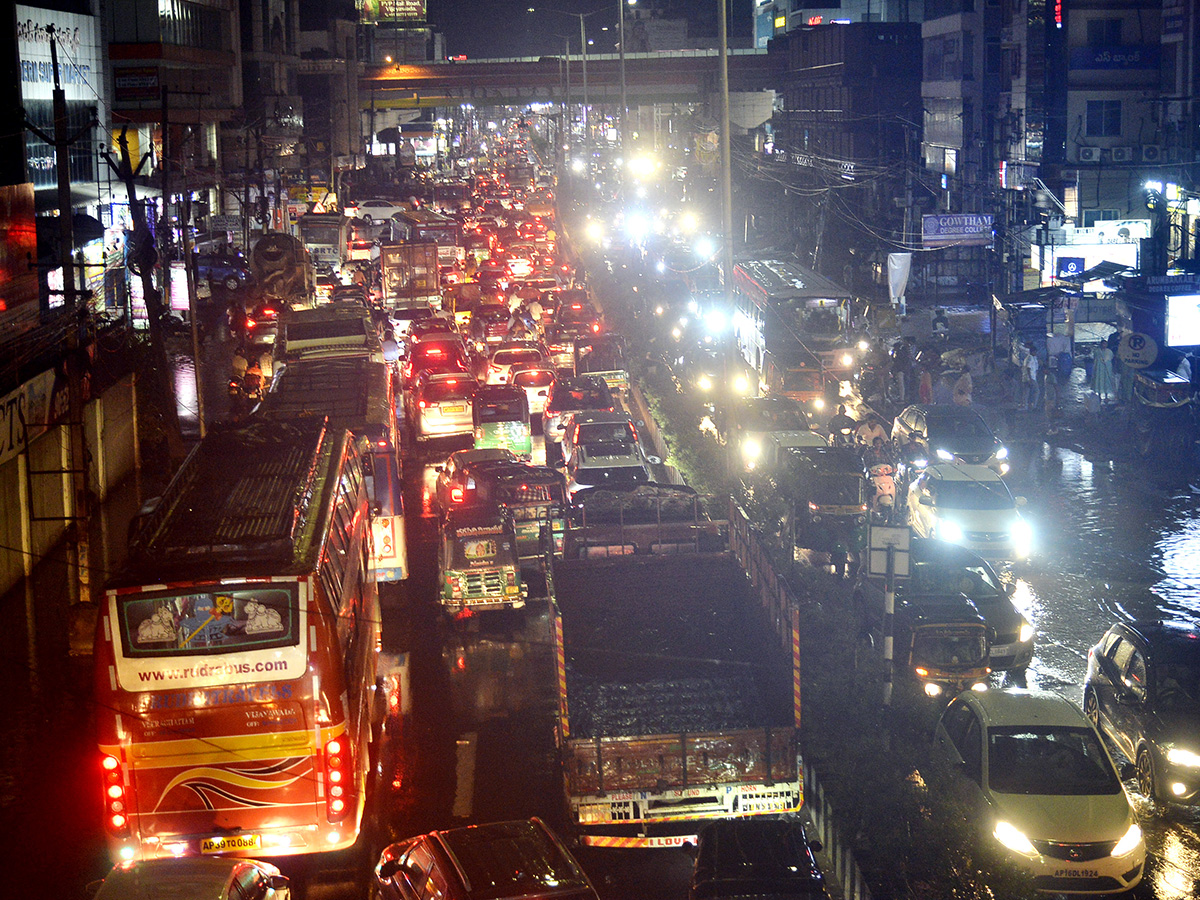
[1093,343,1115,402]
[918,367,933,405]
[953,365,973,407]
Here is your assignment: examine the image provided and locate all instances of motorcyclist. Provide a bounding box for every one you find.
[827,404,857,446]
[855,414,889,448]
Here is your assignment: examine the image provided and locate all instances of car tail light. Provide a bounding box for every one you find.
[101,754,130,836]
[324,737,351,821]
[418,400,427,408]
[591,322,600,332]
[450,486,465,503]
[244,317,256,329]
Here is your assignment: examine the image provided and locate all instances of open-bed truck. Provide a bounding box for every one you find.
[552,554,801,849]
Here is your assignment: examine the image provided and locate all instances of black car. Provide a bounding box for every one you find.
[690,818,827,900]
[1084,620,1200,804]
[890,404,1009,474]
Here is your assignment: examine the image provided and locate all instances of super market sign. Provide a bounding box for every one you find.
[922,214,994,248]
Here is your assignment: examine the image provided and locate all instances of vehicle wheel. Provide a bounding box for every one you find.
[223,275,241,291]
[1136,747,1159,802]
[1083,687,1100,727]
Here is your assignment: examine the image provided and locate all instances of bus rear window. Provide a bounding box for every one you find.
[118,586,299,658]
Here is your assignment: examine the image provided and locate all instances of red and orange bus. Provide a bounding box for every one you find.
[94,418,381,862]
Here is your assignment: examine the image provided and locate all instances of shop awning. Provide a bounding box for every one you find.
[35,213,106,250]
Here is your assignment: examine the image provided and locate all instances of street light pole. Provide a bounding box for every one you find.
[618,0,635,150]
[578,15,589,146]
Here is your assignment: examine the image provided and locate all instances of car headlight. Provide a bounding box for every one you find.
[993,821,1037,857]
[936,447,954,461]
[938,520,964,544]
[742,438,762,462]
[911,457,928,469]
[857,339,870,351]
[996,446,1009,460]
[1110,823,1143,858]
[840,352,854,367]
[1011,518,1033,555]
[733,375,750,395]
[697,375,713,391]
[812,397,826,411]
[1019,621,1034,644]
[1167,748,1200,768]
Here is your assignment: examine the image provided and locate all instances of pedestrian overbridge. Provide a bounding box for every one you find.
[361,49,777,117]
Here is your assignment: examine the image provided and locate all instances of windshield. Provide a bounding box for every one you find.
[494,349,543,366]
[513,369,554,388]
[933,480,1014,510]
[1156,661,1200,710]
[424,380,474,403]
[931,416,993,442]
[301,225,341,244]
[477,400,527,422]
[812,474,864,505]
[578,346,625,372]
[803,307,842,337]
[783,369,822,392]
[909,563,1003,601]
[118,586,299,657]
[548,385,613,413]
[912,629,988,669]
[734,403,806,431]
[987,726,1122,796]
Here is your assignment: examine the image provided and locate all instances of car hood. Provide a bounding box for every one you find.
[989,791,1134,843]
[1150,709,1200,746]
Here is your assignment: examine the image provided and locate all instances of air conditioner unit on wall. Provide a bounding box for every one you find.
[1111,147,1134,163]
[1141,145,1163,162]
[1078,146,1101,163]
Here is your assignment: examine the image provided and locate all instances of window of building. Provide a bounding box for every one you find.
[1086,18,1122,45]
[1082,209,1121,227]
[1085,100,1122,137]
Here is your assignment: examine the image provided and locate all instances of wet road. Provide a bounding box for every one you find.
[1000,436,1200,898]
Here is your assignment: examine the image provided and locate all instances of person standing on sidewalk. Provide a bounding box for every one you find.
[953,365,973,406]
[1021,342,1040,411]
[1093,342,1115,403]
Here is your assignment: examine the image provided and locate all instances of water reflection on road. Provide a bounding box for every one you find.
[1004,438,1200,897]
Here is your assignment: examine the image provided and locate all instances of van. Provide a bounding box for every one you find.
[373,818,598,900]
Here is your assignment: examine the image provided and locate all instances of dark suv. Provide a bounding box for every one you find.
[690,818,827,900]
[373,818,598,900]
[1084,620,1200,805]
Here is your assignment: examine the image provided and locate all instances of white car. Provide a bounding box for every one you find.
[485,342,546,385]
[907,464,1031,566]
[510,363,556,416]
[354,199,407,225]
[931,689,1144,895]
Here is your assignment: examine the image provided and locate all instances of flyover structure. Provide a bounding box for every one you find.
[361,49,778,111]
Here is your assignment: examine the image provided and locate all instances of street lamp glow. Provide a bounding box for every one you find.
[679,211,699,233]
[584,220,605,242]
[625,213,649,241]
[628,154,658,179]
[571,158,586,173]
[694,236,715,259]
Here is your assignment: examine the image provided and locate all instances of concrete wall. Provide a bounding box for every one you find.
[0,374,136,598]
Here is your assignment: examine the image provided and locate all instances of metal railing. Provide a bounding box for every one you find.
[728,499,873,900]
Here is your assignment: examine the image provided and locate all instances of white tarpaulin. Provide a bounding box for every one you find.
[888,252,912,308]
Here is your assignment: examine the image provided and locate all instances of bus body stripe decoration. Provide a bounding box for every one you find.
[792,606,801,731]
[153,758,311,812]
[554,612,569,740]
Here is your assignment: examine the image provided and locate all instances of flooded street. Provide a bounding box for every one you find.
[1004,436,1200,898]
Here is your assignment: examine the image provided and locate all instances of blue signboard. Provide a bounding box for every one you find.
[1056,257,1085,279]
[1068,45,1159,70]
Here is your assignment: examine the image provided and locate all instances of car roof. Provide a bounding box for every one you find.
[923,463,1003,482]
[963,688,1088,729]
[568,410,633,425]
[448,448,517,466]
[476,384,526,399]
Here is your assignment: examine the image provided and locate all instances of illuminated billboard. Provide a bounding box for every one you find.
[359,0,426,25]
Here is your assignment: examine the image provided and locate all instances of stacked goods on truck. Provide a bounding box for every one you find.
[552,555,801,848]
[250,232,313,303]
[381,242,440,307]
[275,302,381,363]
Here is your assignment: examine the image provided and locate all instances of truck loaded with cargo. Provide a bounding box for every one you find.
[551,554,801,849]
[381,241,441,307]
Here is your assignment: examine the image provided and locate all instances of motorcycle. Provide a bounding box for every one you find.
[868,463,897,522]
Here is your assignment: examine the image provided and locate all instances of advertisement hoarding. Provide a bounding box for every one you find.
[922,214,994,248]
[358,0,426,25]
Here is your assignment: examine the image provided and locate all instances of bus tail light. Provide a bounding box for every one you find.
[505,570,517,587]
[101,754,131,836]
[324,738,351,822]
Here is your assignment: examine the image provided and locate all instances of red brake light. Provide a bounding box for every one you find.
[570,303,582,310]
[418,400,427,408]
[428,348,444,356]
[244,317,256,329]
[450,487,465,503]
[446,378,457,385]
[592,322,600,332]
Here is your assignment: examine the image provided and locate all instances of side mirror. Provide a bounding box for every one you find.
[268,874,290,892]
[646,455,662,466]
[434,465,444,473]
[378,858,402,880]
[919,495,933,506]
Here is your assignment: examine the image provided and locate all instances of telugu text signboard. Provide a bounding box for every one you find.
[922,214,994,248]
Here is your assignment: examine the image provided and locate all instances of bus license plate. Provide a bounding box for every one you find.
[201,833,261,854]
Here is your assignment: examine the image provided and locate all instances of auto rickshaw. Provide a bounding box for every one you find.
[573,334,629,396]
[1131,367,1195,461]
[895,593,992,698]
[786,446,869,577]
[473,384,533,459]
